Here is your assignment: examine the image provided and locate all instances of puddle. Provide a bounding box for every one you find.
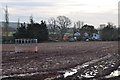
[63,54,111,78]
[64,69,77,78]
[81,74,94,78]
[105,66,120,78]
[1,72,40,79]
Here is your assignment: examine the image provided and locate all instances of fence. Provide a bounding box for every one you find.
[15,39,38,53]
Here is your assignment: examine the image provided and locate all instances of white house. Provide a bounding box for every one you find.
[74,32,81,37]
[73,32,81,40]
[91,33,101,40]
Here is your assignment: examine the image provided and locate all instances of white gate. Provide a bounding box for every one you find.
[15,39,38,53]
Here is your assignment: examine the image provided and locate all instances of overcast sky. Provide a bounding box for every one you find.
[0,0,119,28]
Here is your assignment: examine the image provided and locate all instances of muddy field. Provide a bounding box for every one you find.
[1,41,120,80]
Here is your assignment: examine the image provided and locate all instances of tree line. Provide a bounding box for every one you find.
[2,16,119,43]
[12,15,119,43]
[13,16,48,42]
[48,16,119,41]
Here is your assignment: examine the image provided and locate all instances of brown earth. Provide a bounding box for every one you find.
[1,41,119,80]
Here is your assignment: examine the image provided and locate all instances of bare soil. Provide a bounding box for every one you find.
[1,41,120,80]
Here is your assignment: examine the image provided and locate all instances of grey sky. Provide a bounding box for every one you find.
[0,0,119,28]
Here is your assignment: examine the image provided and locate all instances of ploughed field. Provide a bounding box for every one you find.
[1,41,120,80]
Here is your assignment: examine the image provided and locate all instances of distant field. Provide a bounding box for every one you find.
[2,32,15,36]
[2,41,118,52]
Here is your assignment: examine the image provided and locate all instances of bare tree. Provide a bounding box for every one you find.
[76,20,84,32]
[4,5,9,36]
[48,17,57,34]
[56,16,71,40]
[3,5,9,43]
[29,15,34,24]
[48,17,59,40]
[73,22,77,33]
[17,18,20,28]
[107,22,116,28]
